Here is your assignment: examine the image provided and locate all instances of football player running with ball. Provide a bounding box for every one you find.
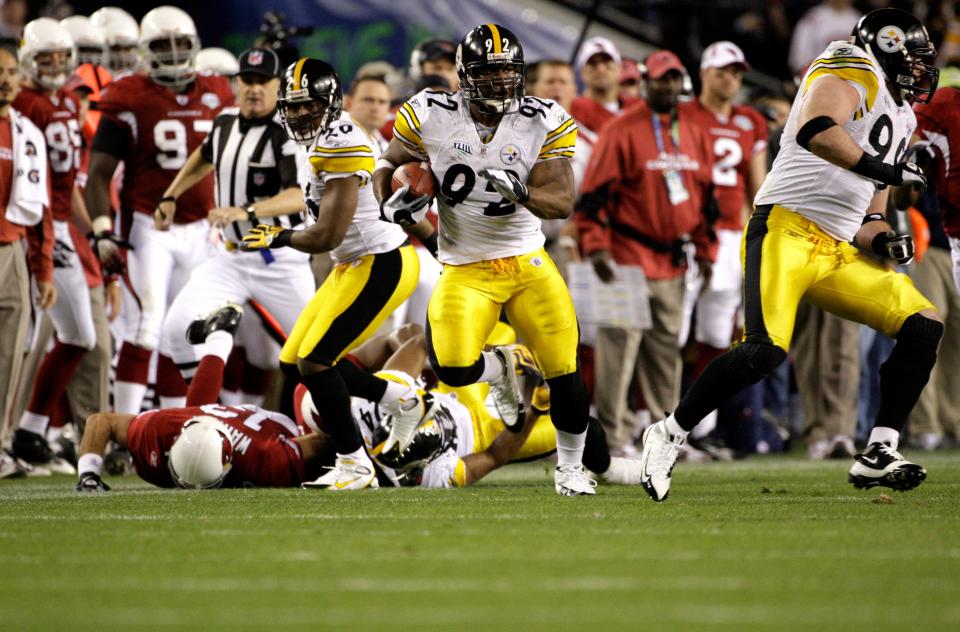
[639,8,943,501]
[241,59,432,491]
[373,24,595,495]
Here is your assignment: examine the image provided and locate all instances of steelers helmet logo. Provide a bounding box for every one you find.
[500,144,521,165]
[876,25,907,53]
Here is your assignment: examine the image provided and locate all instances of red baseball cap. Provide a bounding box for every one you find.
[644,50,685,79]
[620,58,641,84]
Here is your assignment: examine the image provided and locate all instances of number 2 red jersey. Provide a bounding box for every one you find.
[96,73,234,225]
[13,85,82,221]
[681,100,768,231]
[126,404,306,488]
[914,86,960,238]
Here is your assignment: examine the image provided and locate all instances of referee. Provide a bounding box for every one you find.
[156,48,315,403]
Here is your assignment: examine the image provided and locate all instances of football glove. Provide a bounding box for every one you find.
[90,231,134,276]
[76,472,111,493]
[380,185,431,227]
[479,168,529,204]
[872,231,915,265]
[241,224,293,250]
[891,161,927,191]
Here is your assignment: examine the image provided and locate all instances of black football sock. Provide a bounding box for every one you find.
[546,370,591,435]
[301,368,363,455]
[874,314,943,433]
[336,359,388,402]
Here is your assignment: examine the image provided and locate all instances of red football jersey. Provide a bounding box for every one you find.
[96,73,233,226]
[126,404,305,488]
[13,85,82,221]
[681,100,768,231]
[914,86,960,237]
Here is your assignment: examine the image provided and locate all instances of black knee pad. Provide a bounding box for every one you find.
[433,362,484,387]
[730,342,786,378]
[546,371,590,434]
[896,313,944,348]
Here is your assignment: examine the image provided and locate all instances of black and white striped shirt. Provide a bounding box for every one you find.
[201,107,304,244]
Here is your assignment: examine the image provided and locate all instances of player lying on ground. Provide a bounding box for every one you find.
[74,305,638,490]
[296,321,641,488]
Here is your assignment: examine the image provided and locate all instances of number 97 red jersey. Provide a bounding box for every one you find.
[126,404,306,488]
[96,73,234,227]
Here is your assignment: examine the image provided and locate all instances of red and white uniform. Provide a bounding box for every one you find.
[13,86,96,349]
[914,85,960,291]
[126,404,306,488]
[96,73,233,350]
[679,100,768,348]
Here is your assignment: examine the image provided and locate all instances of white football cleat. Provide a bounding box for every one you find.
[381,391,437,454]
[555,464,597,496]
[601,456,643,486]
[489,346,524,430]
[301,455,379,491]
[639,420,685,502]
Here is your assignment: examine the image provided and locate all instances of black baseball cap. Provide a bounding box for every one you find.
[235,48,281,79]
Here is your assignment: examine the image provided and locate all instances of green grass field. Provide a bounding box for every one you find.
[2,455,959,630]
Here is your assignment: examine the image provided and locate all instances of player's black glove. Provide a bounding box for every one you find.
[479,168,529,204]
[872,231,915,265]
[90,231,134,275]
[852,154,927,191]
[76,472,111,493]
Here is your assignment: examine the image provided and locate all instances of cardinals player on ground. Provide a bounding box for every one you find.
[84,6,233,416]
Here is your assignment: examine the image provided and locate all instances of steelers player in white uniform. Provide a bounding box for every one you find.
[241,58,432,491]
[639,8,944,502]
[373,24,596,496]
[295,323,644,489]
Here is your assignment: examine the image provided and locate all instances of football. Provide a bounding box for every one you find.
[391,161,436,199]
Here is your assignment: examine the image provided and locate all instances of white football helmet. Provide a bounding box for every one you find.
[168,416,234,489]
[139,6,200,89]
[89,7,140,74]
[20,18,77,91]
[196,47,239,76]
[60,16,106,67]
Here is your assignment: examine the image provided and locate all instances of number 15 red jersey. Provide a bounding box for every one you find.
[96,73,234,226]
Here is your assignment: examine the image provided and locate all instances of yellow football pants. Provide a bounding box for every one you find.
[427,247,579,379]
[743,205,934,350]
[280,246,419,365]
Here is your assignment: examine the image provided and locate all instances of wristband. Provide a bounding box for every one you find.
[862,213,885,225]
[421,232,439,258]
[91,215,112,234]
[246,205,257,223]
[375,157,397,172]
[850,152,895,184]
[270,229,294,249]
[556,235,578,250]
[160,196,175,204]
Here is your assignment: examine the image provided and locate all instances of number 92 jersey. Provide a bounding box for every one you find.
[393,90,577,264]
[755,41,916,242]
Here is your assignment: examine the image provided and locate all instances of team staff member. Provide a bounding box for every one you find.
[0,40,54,449]
[640,9,943,501]
[571,37,639,135]
[157,48,312,402]
[241,58,431,492]
[575,50,716,455]
[375,24,597,496]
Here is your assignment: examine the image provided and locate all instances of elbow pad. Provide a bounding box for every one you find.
[796,115,837,151]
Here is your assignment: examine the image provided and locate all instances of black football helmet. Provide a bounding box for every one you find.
[456,23,525,113]
[278,57,343,145]
[853,8,938,104]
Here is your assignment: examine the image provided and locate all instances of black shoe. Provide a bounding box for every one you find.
[12,429,76,474]
[186,303,243,345]
[848,442,926,491]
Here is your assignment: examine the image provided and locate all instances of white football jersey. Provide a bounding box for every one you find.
[755,41,917,241]
[393,90,577,264]
[304,112,407,263]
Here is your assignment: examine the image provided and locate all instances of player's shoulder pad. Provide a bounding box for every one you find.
[531,97,577,161]
[308,113,376,177]
[313,114,374,154]
[98,72,147,107]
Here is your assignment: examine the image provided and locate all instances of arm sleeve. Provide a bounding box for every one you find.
[574,127,624,254]
[392,96,429,161]
[90,115,132,160]
[801,53,879,117]
[537,104,578,162]
[25,198,54,283]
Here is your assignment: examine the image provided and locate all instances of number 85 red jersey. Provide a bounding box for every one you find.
[95,73,234,226]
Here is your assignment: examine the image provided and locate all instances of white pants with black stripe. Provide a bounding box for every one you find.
[159,244,315,376]
[48,220,96,350]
